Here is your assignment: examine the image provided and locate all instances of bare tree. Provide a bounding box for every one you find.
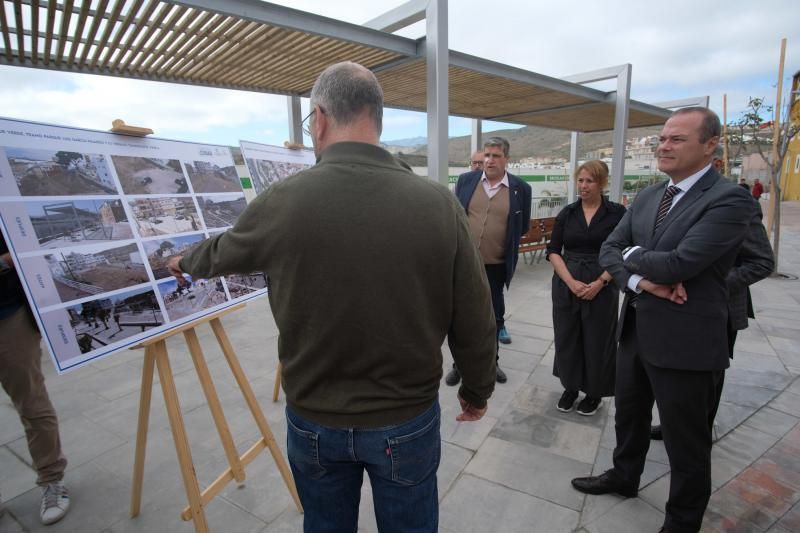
[726,96,800,270]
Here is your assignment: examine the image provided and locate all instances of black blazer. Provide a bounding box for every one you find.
[726,199,774,331]
[454,170,532,286]
[599,168,753,371]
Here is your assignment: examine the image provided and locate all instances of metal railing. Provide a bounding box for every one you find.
[531,196,567,218]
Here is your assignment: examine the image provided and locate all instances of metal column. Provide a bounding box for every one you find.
[609,64,631,202]
[286,96,302,145]
[568,132,579,203]
[426,0,448,185]
[471,119,482,154]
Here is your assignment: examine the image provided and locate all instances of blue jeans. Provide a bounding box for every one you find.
[286,401,441,533]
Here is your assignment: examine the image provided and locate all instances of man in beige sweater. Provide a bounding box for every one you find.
[168,61,496,533]
[449,137,532,385]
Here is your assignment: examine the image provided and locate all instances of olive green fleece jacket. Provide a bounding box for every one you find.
[180,141,496,428]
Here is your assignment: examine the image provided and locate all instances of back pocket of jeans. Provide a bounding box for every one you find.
[387,412,441,486]
[286,416,326,480]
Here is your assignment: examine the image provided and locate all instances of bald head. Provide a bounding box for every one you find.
[470,151,484,172]
[309,62,384,135]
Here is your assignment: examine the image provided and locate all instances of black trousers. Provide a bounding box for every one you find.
[707,325,737,431]
[484,264,506,329]
[612,308,722,533]
[484,264,506,362]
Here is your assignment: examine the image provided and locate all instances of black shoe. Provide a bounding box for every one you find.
[445,366,461,386]
[571,470,638,498]
[556,390,579,412]
[495,365,507,383]
[576,396,602,416]
[650,425,663,440]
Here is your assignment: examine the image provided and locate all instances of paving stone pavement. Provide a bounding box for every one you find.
[2,200,799,533]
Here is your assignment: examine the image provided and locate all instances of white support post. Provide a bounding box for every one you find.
[286,96,302,145]
[609,64,631,202]
[568,132,579,203]
[470,119,482,155]
[426,0,448,185]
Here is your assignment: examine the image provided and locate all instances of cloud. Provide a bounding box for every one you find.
[1,0,798,145]
[0,67,288,141]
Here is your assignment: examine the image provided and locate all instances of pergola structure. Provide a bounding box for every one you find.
[0,0,683,199]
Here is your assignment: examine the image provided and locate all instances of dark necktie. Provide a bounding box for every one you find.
[654,185,681,232]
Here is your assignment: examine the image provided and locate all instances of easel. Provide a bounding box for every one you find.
[129,304,302,532]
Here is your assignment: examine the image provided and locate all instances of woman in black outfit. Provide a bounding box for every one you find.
[546,160,625,415]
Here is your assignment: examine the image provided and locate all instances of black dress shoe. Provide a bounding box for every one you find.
[445,366,461,386]
[571,470,638,497]
[650,425,663,440]
[495,365,507,383]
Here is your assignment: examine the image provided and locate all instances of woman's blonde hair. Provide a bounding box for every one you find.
[575,160,609,189]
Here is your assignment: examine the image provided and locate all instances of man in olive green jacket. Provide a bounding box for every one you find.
[168,61,496,533]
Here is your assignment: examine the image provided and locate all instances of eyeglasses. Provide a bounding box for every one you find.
[301,106,324,137]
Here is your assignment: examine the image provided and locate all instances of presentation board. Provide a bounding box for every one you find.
[240,140,314,195]
[0,117,268,373]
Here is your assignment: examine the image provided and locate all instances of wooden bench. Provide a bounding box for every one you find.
[518,217,557,264]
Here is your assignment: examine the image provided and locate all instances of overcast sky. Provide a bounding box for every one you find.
[1,0,798,148]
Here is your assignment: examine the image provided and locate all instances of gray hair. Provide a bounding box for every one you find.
[309,62,384,135]
[670,107,721,143]
[712,144,724,160]
[484,136,510,157]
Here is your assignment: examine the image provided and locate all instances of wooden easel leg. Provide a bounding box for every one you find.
[154,340,210,532]
[272,362,282,402]
[209,318,303,513]
[183,328,246,483]
[130,346,156,518]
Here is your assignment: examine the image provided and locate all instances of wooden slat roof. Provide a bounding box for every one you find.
[0,0,672,132]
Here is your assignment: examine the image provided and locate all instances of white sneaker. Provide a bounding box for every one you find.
[40,481,70,525]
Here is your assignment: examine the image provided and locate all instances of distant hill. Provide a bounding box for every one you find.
[382,136,428,147]
[401,124,664,166]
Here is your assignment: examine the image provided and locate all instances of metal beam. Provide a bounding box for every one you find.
[426,0,448,185]
[654,97,710,109]
[287,96,302,145]
[363,0,427,33]
[470,119,482,154]
[562,64,629,84]
[447,49,608,103]
[627,99,673,120]
[172,0,418,56]
[0,52,305,97]
[609,64,631,202]
[488,101,603,122]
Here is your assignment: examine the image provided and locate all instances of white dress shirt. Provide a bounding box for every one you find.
[481,172,509,198]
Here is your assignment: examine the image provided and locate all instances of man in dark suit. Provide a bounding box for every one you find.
[571,108,753,533]
[446,137,532,385]
[650,147,774,442]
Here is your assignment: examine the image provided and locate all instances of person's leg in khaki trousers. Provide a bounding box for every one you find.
[0,306,69,524]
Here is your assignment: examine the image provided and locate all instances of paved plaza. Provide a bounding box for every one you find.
[2,201,799,533]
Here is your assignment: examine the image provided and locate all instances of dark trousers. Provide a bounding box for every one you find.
[706,324,737,433]
[484,264,506,361]
[484,264,506,328]
[612,309,722,533]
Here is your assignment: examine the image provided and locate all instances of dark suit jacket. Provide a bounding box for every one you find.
[599,167,753,371]
[727,199,774,331]
[455,170,532,286]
